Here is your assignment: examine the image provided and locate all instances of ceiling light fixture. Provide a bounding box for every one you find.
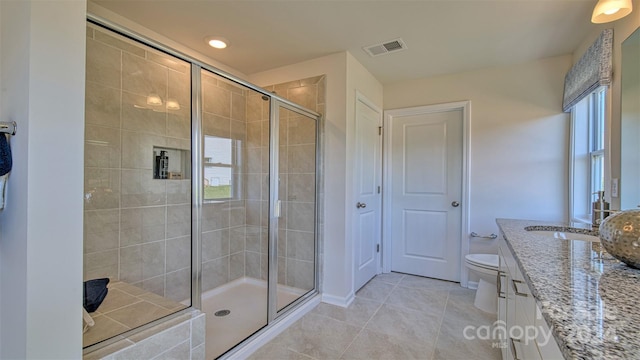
[591,0,633,23]
[206,37,228,49]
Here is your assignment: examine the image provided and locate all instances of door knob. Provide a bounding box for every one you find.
[356,202,367,209]
[451,201,460,207]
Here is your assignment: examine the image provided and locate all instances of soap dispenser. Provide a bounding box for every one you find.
[592,191,610,226]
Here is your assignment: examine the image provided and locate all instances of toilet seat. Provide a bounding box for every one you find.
[465,254,498,270]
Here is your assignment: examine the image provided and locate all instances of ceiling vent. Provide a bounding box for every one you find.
[363,38,407,57]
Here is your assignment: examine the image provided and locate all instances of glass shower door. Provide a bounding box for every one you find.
[200,69,270,359]
[271,102,318,314]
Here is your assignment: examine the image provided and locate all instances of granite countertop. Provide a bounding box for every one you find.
[496,218,640,359]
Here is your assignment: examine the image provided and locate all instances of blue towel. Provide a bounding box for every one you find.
[0,134,12,176]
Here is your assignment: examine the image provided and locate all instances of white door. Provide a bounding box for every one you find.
[353,93,382,290]
[386,105,463,281]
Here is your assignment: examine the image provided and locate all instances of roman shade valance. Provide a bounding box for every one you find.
[562,29,613,112]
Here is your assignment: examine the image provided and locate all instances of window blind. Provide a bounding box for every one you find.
[562,29,613,112]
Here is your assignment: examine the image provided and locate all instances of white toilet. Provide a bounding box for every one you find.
[465,253,499,314]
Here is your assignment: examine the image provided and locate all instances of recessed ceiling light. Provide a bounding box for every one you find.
[206,37,228,49]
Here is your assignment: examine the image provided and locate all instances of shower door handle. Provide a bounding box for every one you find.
[274,200,282,218]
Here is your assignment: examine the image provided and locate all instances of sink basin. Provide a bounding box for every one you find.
[526,230,600,242]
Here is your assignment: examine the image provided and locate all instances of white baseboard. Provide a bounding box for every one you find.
[321,292,355,308]
[224,294,321,359]
[467,280,479,290]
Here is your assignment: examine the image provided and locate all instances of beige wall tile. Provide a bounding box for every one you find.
[245,225,261,252]
[84,210,119,254]
[167,179,191,205]
[141,274,165,296]
[230,119,246,142]
[202,82,230,117]
[142,241,165,279]
[167,112,191,140]
[121,169,166,208]
[246,94,263,122]
[148,51,189,74]
[246,121,262,148]
[202,229,230,261]
[245,251,261,279]
[122,52,167,98]
[203,112,230,138]
[229,226,245,253]
[121,92,167,136]
[287,86,317,110]
[287,144,316,174]
[202,257,229,291]
[286,259,314,290]
[287,173,315,202]
[85,125,121,169]
[121,131,166,170]
[120,206,166,247]
[165,268,191,302]
[229,205,245,228]
[166,236,191,272]
[167,204,191,239]
[94,28,146,58]
[201,202,230,231]
[84,249,118,281]
[229,252,244,281]
[85,82,121,128]
[231,92,246,121]
[287,202,315,232]
[86,39,121,88]
[154,340,190,360]
[191,313,206,348]
[82,315,130,348]
[85,168,121,210]
[288,116,316,145]
[120,245,143,283]
[286,230,315,262]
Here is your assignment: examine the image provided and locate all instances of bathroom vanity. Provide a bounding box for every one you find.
[496,219,640,359]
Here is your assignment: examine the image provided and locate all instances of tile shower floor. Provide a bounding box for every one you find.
[250,272,501,360]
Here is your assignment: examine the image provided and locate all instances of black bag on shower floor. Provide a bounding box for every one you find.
[83,278,109,313]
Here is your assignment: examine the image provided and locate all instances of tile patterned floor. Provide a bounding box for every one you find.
[249,272,501,360]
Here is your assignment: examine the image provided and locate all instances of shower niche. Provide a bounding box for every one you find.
[83,19,322,359]
[152,146,190,180]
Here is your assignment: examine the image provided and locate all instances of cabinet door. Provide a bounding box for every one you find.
[535,305,564,359]
[498,246,509,360]
[512,270,541,360]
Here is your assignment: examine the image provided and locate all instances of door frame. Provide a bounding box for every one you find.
[352,91,383,289]
[382,101,471,286]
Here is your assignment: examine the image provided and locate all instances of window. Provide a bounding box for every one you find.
[570,87,607,223]
[204,136,238,200]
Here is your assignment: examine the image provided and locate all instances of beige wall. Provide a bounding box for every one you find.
[384,55,572,260]
[572,0,640,210]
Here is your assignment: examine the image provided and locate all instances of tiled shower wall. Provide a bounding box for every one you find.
[83,24,192,302]
[199,75,325,293]
[269,77,325,291]
[84,22,325,298]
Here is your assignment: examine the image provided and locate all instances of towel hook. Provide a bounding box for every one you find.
[0,122,17,136]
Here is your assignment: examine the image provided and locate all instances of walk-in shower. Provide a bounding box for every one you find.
[83,19,322,359]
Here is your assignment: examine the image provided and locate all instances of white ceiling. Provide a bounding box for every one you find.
[91,0,603,84]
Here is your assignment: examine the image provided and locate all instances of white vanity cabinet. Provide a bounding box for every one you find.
[498,235,563,360]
